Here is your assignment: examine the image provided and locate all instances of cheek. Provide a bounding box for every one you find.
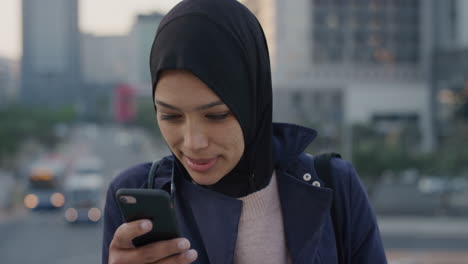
[219,121,244,159]
[158,123,179,149]
[233,133,245,161]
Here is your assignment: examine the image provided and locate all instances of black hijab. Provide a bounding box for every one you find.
[150,0,273,198]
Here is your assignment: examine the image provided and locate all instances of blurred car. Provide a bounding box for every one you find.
[418,176,451,194]
[23,157,66,210]
[63,175,103,224]
[71,156,104,177]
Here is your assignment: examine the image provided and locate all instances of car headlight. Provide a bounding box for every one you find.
[50,192,65,208]
[24,194,39,209]
[65,208,78,222]
[88,208,101,222]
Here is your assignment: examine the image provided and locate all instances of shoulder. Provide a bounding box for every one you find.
[328,156,360,193]
[109,156,174,194]
[295,153,367,212]
[295,152,357,188]
[294,153,386,261]
[109,162,152,191]
[108,155,174,191]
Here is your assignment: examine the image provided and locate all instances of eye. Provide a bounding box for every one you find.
[206,112,231,120]
[159,114,181,120]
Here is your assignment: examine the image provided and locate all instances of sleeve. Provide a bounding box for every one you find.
[344,162,388,263]
[101,182,124,264]
[100,163,152,263]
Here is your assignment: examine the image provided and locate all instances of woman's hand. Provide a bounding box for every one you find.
[108,219,198,264]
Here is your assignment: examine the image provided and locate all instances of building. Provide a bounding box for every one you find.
[79,12,164,118]
[80,33,133,118]
[0,58,19,107]
[434,0,468,50]
[432,0,468,135]
[81,12,164,96]
[432,0,468,92]
[0,58,11,107]
[128,12,165,95]
[243,0,435,152]
[81,34,132,85]
[21,0,81,107]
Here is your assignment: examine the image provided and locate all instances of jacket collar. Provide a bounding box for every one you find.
[277,170,332,263]
[272,123,332,262]
[176,174,242,264]
[272,123,317,167]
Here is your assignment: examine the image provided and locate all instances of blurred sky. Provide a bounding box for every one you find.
[0,0,182,60]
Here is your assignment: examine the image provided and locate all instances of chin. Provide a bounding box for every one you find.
[190,173,222,186]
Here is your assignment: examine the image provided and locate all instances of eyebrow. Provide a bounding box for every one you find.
[155,100,225,111]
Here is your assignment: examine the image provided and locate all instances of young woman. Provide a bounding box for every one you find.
[102,0,388,263]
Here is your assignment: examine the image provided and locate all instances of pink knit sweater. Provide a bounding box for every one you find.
[234,172,291,264]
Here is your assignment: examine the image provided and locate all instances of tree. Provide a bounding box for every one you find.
[350,123,422,187]
[0,105,76,167]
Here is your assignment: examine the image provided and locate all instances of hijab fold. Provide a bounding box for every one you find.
[150,0,274,197]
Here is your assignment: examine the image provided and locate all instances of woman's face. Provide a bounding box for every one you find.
[154,70,245,185]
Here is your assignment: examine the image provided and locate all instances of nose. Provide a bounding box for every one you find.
[182,120,208,152]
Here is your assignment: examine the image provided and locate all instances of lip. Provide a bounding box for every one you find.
[184,156,218,172]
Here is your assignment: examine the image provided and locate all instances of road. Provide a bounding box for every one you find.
[0,210,102,263]
[380,217,468,263]
[0,124,169,264]
[1,124,467,263]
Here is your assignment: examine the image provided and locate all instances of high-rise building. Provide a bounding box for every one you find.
[79,33,132,119]
[80,12,164,97]
[243,0,435,151]
[128,12,165,95]
[78,12,164,118]
[0,58,19,107]
[21,0,81,107]
[81,34,132,85]
[0,58,11,107]
[434,0,468,50]
[432,0,468,134]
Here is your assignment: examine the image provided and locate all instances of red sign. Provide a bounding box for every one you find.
[114,84,136,123]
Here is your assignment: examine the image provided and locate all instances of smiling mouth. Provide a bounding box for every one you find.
[184,156,218,172]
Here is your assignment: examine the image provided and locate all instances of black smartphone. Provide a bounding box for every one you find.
[116,188,181,247]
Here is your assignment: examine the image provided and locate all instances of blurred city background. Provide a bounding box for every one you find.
[1,0,468,263]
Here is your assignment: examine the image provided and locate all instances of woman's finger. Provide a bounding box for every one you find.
[137,238,192,263]
[111,237,192,264]
[150,249,198,264]
[111,219,153,249]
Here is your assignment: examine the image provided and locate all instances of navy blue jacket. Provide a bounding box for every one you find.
[102,123,387,264]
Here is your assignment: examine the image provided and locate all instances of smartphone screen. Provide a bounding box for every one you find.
[116,188,181,247]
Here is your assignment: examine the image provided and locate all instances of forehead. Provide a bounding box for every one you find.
[154,70,224,105]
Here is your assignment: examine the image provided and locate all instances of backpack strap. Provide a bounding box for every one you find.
[147,160,161,189]
[146,157,173,193]
[314,152,345,264]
